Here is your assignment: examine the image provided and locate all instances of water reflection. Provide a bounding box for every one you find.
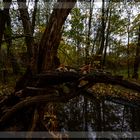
[56,95,140,139]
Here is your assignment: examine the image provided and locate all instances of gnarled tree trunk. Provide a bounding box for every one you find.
[37,0,76,72]
[15,0,76,91]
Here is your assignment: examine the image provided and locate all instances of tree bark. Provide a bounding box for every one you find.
[1,71,140,130]
[85,0,93,65]
[16,0,76,91]
[132,25,140,79]
[0,10,6,49]
[127,17,130,78]
[3,0,20,74]
[15,0,38,91]
[37,0,76,72]
[95,0,106,68]
[31,0,38,35]
[0,0,12,61]
[102,0,111,67]
[17,0,37,73]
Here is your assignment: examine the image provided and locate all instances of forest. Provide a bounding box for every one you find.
[0,0,140,139]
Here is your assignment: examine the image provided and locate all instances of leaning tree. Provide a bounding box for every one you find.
[1,0,78,135]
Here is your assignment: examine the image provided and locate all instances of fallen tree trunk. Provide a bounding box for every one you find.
[1,71,140,131]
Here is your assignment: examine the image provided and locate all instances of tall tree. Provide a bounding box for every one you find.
[85,0,94,65]
[17,0,36,73]
[132,25,140,79]
[15,0,76,91]
[126,6,131,78]
[3,0,20,74]
[38,0,76,72]
[102,0,111,67]
[95,0,106,68]
[123,1,133,78]
[0,0,12,53]
[31,0,38,35]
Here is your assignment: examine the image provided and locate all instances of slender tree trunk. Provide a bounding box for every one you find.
[0,1,11,81]
[92,24,102,54]
[77,40,81,66]
[17,0,36,73]
[15,0,38,91]
[127,26,130,78]
[0,0,11,61]
[3,0,20,74]
[132,25,140,79]
[85,0,93,65]
[95,0,106,68]
[83,3,93,133]
[3,0,12,55]
[103,1,111,67]
[0,10,6,49]
[31,0,38,35]
[45,0,52,25]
